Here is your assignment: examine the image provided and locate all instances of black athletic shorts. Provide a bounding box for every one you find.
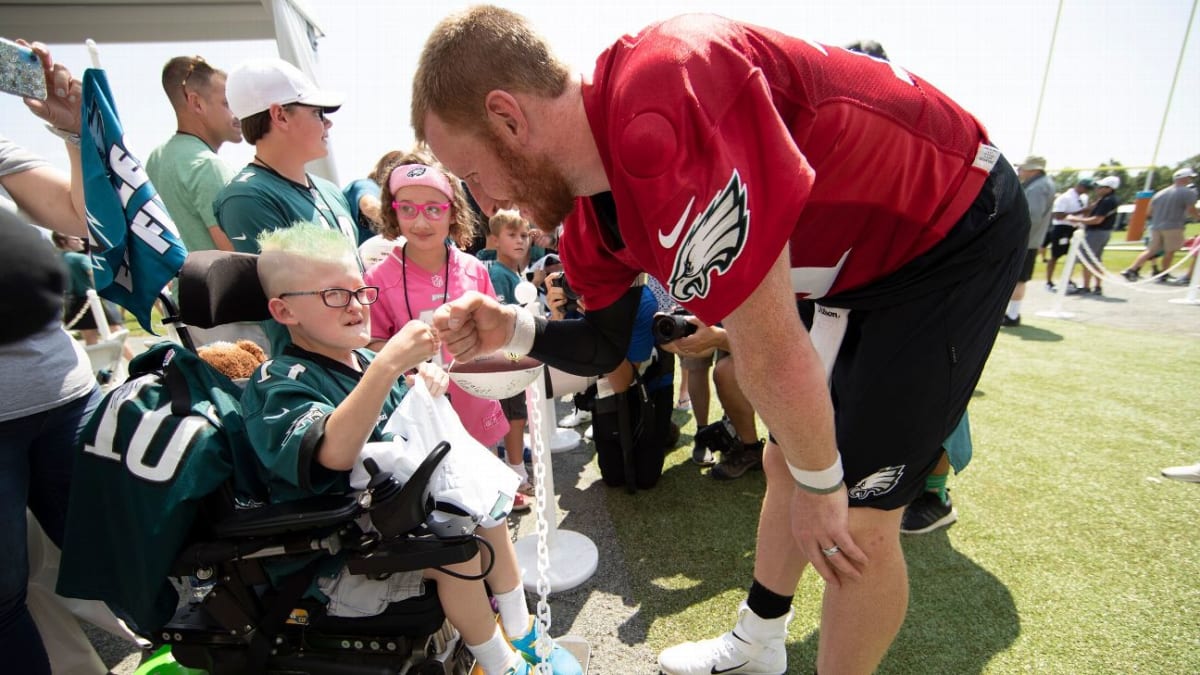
[786,158,1029,510]
[500,392,527,422]
[1018,248,1038,282]
[1047,224,1075,259]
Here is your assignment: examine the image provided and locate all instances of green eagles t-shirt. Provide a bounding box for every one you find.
[213,164,358,253]
[484,260,523,306]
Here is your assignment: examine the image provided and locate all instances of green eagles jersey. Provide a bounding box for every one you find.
[57,342,261,631]
[240,346,408,504]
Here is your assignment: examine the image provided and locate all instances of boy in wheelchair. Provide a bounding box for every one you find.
[240,222,581,674]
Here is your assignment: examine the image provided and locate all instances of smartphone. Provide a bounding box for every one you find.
[0,38,47,100]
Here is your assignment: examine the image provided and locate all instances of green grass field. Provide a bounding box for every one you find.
[607,309,1200,673]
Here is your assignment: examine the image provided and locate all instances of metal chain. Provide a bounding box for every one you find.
[524,309,553,674]
[62,295,96,330]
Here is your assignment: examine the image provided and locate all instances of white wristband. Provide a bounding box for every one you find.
[786,455,844,494]
[500,305,536,356]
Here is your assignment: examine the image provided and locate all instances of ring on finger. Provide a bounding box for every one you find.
[821,544,840,557]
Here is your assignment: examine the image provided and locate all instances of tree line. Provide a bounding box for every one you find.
[1051,152,1199,203]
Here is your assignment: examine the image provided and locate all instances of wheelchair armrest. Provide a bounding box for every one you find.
[213,494,362,539]
[344,534,479,576]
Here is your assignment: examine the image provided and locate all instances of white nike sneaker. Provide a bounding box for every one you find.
[658,604,787,675]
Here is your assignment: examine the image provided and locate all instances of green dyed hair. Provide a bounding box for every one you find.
[257,221,358,297]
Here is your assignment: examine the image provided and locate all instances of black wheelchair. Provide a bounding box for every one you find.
[61,251,486,675]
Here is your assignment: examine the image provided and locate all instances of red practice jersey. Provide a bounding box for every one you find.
[561,14,998,324]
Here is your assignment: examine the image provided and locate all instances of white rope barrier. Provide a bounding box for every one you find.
[1038,228,1199,318]
[1072,231,1197,294]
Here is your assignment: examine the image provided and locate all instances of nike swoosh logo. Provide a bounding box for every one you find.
[658,196,696,249]
[231,234,248,240]
[263,407,291,421]
[711,663,749,675]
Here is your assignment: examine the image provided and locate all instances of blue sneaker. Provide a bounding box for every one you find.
[501,660,530,675]
[509,620,582,675]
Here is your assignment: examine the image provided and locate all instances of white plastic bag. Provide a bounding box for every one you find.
[349,378,519,536]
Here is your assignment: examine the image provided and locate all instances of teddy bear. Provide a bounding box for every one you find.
[196,339,267,382]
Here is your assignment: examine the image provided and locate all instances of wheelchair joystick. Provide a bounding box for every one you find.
[362,457,403,506]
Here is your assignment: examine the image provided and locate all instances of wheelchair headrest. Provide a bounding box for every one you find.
[178,251,270,327]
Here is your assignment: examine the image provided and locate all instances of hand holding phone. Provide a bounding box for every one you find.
[16,41,83,135]
[0,37,47,100]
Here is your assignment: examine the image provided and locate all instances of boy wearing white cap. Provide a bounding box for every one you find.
[214,57,358,254]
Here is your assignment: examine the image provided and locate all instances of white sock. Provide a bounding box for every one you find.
[493,585,532,638]
[1006,300,1022,319]
[467,625,523,675]
[508,461,529,484]
[736,602,791,643]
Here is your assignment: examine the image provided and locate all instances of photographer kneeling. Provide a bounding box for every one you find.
[654,314,764,481]
[546,272,675,490]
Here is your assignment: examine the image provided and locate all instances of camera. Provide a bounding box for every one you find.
[695,416,738,455]
[652,311,697,344]
[551,274,579,314]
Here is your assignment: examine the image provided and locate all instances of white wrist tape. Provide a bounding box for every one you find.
[501,305,536,356]
[787,455,844,494]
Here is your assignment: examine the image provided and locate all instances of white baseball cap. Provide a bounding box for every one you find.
[1097,176,1120,190]
[226,58,343,119]
[1173,167,1197,180]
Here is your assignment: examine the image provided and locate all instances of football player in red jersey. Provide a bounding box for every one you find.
[416,7,1030,674]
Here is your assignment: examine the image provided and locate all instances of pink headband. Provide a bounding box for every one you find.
[387,164,454,200]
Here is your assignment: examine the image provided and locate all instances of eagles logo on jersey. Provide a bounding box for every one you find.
[664,170,750,302]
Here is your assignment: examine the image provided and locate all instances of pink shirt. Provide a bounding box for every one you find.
[366,245,509,448]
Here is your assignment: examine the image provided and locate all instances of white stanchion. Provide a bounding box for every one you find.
[513,366,598,593]
[511,283,598,594]
[1168,268,1200,306]
[1036,228,1082,319]
[85,289,112,340]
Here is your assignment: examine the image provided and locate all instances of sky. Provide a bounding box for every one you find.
[3,0,1198,186]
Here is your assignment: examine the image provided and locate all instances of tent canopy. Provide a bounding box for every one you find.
[0,0,339,182]
[0,0,280,44]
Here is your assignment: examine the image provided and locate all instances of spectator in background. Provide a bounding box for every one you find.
[482,210,537,496]
[214,58,357,253]
[1046,178,1094,291]
[663,320,763,480]
[1002,155,1056,326]
[145,55,242,254]
[364,155,524,511]
[0,42,101,675]
[213,57,357,354]
[1122,167,1200,284]
[354,150,411,268]
[547,272,675,490]
[50,232,132,359]
[1067,175,1121,295]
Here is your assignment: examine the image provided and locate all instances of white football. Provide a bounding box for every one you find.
[447,352,543,400]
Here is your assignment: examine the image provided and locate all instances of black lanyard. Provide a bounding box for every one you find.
[400,242,450,321]
[253,156,340,231]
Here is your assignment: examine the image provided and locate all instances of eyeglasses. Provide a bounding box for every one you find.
[278,286,380,308]
[180,56,207,90]
[392,200,451,221]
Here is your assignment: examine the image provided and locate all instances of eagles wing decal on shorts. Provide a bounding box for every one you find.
[666,170,750,302]
[848,465,905,500]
